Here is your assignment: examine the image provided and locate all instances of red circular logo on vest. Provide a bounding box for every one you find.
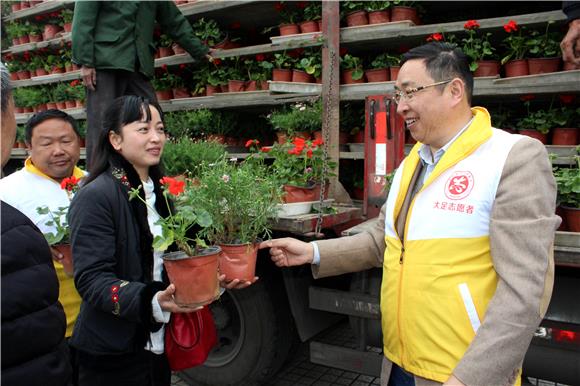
[445,171,474,200]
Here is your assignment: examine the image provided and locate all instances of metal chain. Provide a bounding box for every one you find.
[314,50,336,237]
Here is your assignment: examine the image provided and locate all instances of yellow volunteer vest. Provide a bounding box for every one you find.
[381,108,522,384]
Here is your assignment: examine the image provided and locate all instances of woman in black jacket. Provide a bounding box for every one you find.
[68,96,193,386]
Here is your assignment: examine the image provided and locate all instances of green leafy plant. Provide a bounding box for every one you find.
[461,20,495,71]
[67,79,84,101]
[183,158,282,244]
[297,48,322,78]
[266,101,322,135]
[517,101,560,135]
[370,53,401,68]
[206,59,229,86]
[553,155,580,208]
[158,34,173,48]
[129,177,212,255]
[341,1,366,15]
[273,51,295,69]
[526,21,562,59]
[53,82,69,102]
[365,1,391,12]
[60,8,74,25]
[501,20,528,65]
[5,22,25,39]
[303,1,322,21]
[340,54,364,80]
[162,138,227,177]
[152,69,182,90]
[275,1,301,25]
[191,18,226,47]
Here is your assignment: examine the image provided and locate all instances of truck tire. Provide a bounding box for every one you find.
[180,277,296,386]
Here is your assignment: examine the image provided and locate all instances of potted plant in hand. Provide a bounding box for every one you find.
[526,21,562,75]
[365,1,391,24]
[185,157,281,281]
[36,176,82,277]
[501,19,529,77]
[553,155,580,231]
[461,19,499,76]
[129,177,219,307]
[341,54,365,84]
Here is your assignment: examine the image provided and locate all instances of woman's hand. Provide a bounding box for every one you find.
[156,284,202,313]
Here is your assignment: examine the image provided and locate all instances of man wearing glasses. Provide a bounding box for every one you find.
[261,43,559,386]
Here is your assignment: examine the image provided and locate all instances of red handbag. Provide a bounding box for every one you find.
[164,307,218,371]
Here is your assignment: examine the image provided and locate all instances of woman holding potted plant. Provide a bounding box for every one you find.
[68,96,248,386]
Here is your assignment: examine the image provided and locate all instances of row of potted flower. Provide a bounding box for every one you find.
[5,8,73,46]
[12,80,85,114]
[6,0,46,13]
[4,43,79,81]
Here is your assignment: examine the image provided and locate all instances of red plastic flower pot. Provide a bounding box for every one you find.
[504,59,529,78]
[292,69,313,83]
[163,249,220,307]
[562,207,580,232]
[206,84,221,96]
[518,129,547,144]
[19,35,30,44]
[227,79,245,92]
[218,243,259,282]
[342,69,365,84]
[29,34,42,43]
[172,88,191,99]
[244,80,257,91]
[12,3,22,12]
[389,66,401,81]
[63,23,72,33]
[368,10,390,24]
[207,134,226,144]
[473,60,500,77]
[528,57,560,75]
[17,70,31,80]
[299,20,319,33]
[391,6,420,25]
[65,100,76,109]
[43,24,61,40]
[272,68,292,82]
[155,89,173,101]
[172,44,186,55]
[279,23,300,36]
[365,68,389,82]
[158,47,174,58]
[551,128,579,145]
[282,184,319,203]
[56,101,66,110]
[46,102,58,110]
[51,66,64,74]
[345,10,369,27]
[65,63,74,72]
[75,100,85,108]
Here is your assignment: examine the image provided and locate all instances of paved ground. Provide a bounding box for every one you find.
[170,332,381,386]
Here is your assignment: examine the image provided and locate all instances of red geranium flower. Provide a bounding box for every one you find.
[179,64,187,70]
[464,20,480,30]
[260,147,271,153]
[312,138,324,147]
[213,58,222,66]
[559,94,576,104]
[70,79,80,87]
[274,2,284,11]
[503,20,518,33]
[161,64,168,71]
[306,149,313,158]
[160,176,185,196]
[426,33,444,42]
[520,94,535,102]
[292,137,306,147]
[255,53,265,62]
[60,176,80,192]
[245,139,259,148]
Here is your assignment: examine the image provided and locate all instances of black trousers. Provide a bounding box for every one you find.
[85,69,157,168]
[77,349,170,386]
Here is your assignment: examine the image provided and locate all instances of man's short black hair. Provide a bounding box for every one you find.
[25,109,80,144]
[401,42,474,105]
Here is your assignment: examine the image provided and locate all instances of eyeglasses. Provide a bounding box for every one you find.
[393,79,453,104]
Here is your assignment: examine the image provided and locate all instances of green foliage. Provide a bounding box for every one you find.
[340,103,365,134]
[501,25,528,65]
[36,206,69,245]
[267,100,322,134]
[303,1,322,21]
[370,53,401,68]
[151,71,182,90]
[273,51,295,69]
[341,1,367,14]
[365,1,391,12]
[16,125,26,142]
[184,158,282,244]
[552,106,580,128]
[340,54,364,80]
[53,82,69,102]
[77,120,87,139]
[297,48,322,78]
[162,138,227,177]
[526,22,562,58]
[5,22,25,39]
[158,34,173,48]
[60,8,74,25]
[12,87,40,107]
[553,155,580,208]
[277,2,301,25]
[461,28,495,71]
[191,18,225,47]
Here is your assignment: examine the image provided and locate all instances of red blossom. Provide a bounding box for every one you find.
[260,147,271,153]
[559,94,576,104]
[160,176,185,196]
[339,47,348,56]
[463,20,480,30]
[306,149,313,158]
[245,139,259,148]
[230,22,241,30]
[70,79,80,87]
[296,1,308,9]
[274,2,284,11]
[520,94,535,102]
[312,138,323,147]
[426,33,444,42]
[292,137,306,147]
[60,176,80,192]
[503,20,518,33]
[213,58,222,66]
[179,64,187,70]
[255,53,265,62]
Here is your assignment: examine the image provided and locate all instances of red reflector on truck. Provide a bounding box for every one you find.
[552,328,580,343]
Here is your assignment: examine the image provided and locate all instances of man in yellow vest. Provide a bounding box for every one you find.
[0,109,85,384]
[261,43,560,386]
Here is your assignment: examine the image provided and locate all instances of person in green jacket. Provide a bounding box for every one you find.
[71,1,210,167]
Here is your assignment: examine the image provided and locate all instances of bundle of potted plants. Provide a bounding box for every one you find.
[205,59,229,94]
[156,34,175,57]
[244,54,272,91]
[152,66,181,100]
[129,177,219,307]
[192,17,231,49]
[53,82,69,110]
[36,175,82,277]
[67,79,85,108]
[501,19,529,77]
[5,21,26,46]
[516,100,558,144]
[526,21,562,75]
[185,158,281,281]
[28,22,43,42]
[60,8,73,33]
[341,54,365,84]
[365,53,391,82]
[365,1,391,24]
[461,19,499,76]
[552,105,580,145]
[274,1,301,36]
[553,155,580,232]
[272,51,296,82]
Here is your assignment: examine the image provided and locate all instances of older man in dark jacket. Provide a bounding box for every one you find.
[1,64,71,385]
[71,1,210,166]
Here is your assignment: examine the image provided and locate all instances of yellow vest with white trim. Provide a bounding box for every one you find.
[381,107,523,384]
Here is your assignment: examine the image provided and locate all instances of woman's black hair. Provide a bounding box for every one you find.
[83,95,165,186]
